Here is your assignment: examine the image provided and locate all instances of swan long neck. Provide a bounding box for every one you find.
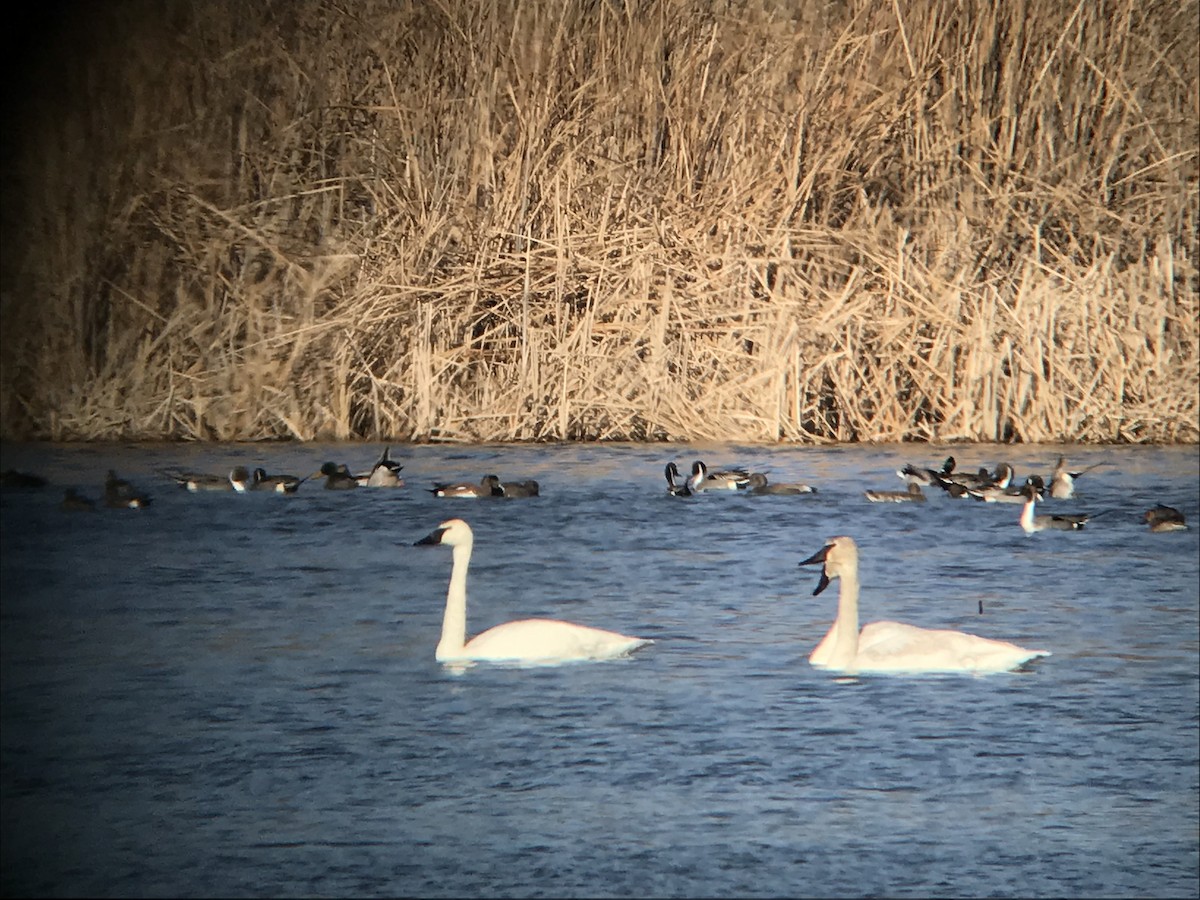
[827,566,861,670]
[437,539,472,659]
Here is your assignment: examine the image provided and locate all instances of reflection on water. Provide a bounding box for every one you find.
[2,442,1198,898]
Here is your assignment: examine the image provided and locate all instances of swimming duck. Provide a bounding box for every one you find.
[105,470,152,508]
[664,462,693,497]
[966,472,1035,504]
[689,460,752,492]
[413,518,652,665]
[310,462,359,490]
[745,473,817,495]
[1047,457,1104,499]
[355,446,405,487]
[251,467,304,493]
[429,475,505,498]
[798,535,1049,675]
[864,483,926,503]
[60,488,95,511]
[498,479,539,498]
[166,466,251,493]
[933,461,1013,495]
[1019,479,1088,533]
[897,456,954,486]
[1143,505,1188,532]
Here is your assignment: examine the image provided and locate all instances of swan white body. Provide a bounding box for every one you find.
[798,536,1049,675]
[415,518,652,665]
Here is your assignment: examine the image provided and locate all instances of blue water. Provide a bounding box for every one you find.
[2,442,1197,898]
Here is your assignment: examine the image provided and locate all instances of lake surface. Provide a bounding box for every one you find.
[1,441,1197,898]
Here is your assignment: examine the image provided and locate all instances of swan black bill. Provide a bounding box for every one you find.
[798,544,832,596]
[414,527,448,546]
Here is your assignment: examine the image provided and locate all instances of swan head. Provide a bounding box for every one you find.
[414,518,474,548]
[798,536,858,596]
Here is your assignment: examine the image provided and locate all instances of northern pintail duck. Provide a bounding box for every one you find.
[745,473,817,495]
[60,488,96,511]
[664,462,693,497]
[1047,457,1104,499]
[965,472,1034,504]
[897,456,954,486]
[1,469,48,489]
[105,470,152,508]
[864,483,926,503]
[689,460,752,491]
[354,446,405,487]
[166,466,251,492]
[251,467,304,493]
[933,461,1014,495]
[1143,505,1188,532]
[429,475,505,498]
[310,462,359,490]
[413,518,652,664]
[1019,479,1088,532]
[498,479,539,498]
[798,536,1049,674]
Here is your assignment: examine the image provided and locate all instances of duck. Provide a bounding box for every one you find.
[933,461,1013,495]
[664,462,693,497]
[355,446,405,487]
[797,535,1049,675]
[688,460,752,492]
[60,488,95,511]
[498,479,539,498]
[965,473,1035,504]
[1019,478,1088,533]
[413,518,652,665]
[166,466,251,493]
[897,456,954,486]
[105,470,152,508]
[1143,505,1188,533]
[429,475,505,498]
[745,473,817,495]
[864,483,926,503]
[1047,457,1104,499]
[310,462,359,490]
[251,467,304,493]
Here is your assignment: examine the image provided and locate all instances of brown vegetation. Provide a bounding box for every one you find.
[1,0,1196,443]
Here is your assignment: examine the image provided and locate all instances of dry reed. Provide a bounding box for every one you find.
[1,0,1196,443]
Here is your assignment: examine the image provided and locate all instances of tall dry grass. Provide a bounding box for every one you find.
[1,0,1196,442]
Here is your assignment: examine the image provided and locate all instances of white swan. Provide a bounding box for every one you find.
[798,536,1049,675]
[414,518,652,665]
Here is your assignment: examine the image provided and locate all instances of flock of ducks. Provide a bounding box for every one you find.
[0,447,544,509]
[2,449,1191,675]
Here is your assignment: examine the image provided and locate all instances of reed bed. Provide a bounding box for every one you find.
[1,0,1196,442]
